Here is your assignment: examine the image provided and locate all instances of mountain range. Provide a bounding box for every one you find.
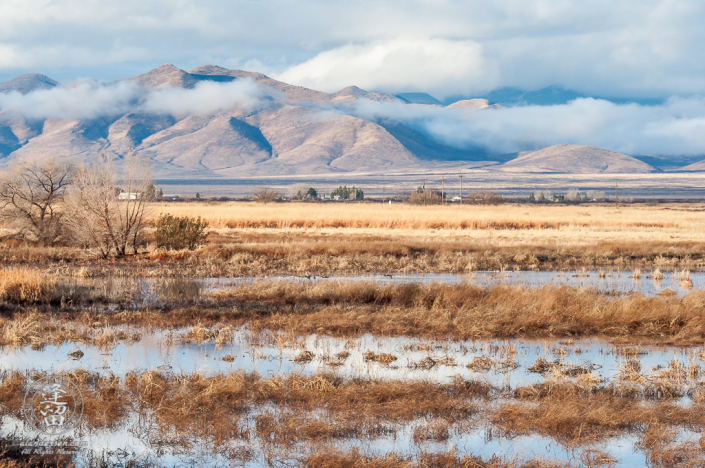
[0,64,696,177]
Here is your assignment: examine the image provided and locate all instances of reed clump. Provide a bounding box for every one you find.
[300,450,571,468]
[8,280,705,345]
[1,368,704,465]
[363,351,398,365]
[412,418,451,442]
[0,268,55,303]
[215,281,705,345]
[148,202,694,231]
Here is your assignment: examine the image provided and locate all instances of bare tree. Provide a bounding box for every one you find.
[253,187,282,203]
[64,153,151,257]
[467,191,504,205]
[0,159,75,244]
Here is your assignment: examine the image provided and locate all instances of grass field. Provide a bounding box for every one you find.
[3,201,705,466]
[150,201,705,231]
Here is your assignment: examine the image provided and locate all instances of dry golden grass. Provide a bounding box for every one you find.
[301,451,570,468]
[3,368,705,466]
[11,280,705,344]
[150,202,702,231]
[143,202,705,273]
[0,314,139,348]
[1,201,705,276]
[203,281,705,344]
[0,268,55,303]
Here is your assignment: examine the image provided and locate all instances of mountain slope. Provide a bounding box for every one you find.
[447,99,501,109]
[122,64,201,88]
[680,159,705,171]
[496,144,660,173]
[396,93,441,105]
[331,86,401,103]
[0,65,670,178]
[188,65,330,103]
[219,105,420,176]
[0,73,60,94]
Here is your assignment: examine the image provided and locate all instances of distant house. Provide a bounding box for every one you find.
[450,196,462,202]
[118,192,142,200]
[161,195,180,200]
[333,195,342,201]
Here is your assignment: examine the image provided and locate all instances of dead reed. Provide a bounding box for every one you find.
[209,281,705,344]
[3,201,705,277]
[300,450,570,468]
[2,368,705,465]
[149,202,697,231]
[7,281,705,345]
[0,268,55,303]
[494,383,705,444]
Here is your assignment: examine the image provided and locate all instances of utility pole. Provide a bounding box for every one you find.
[459,175,463,204]
[441,177,445,205]
[615,180,619,206]
[422,179,426,206]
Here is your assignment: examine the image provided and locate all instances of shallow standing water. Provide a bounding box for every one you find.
[2,329,704,467]
[5,268,705,466]
[1,329,701,388]
[201,269,702,297]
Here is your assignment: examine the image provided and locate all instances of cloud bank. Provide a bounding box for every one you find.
[2,1,705,99]
[0,79,265,120]
[277,39,498,99]
[332,96,705,157]
[2,78,705,158]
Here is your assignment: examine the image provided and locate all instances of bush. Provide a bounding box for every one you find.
[253,187,282,203]
[467,191,504,205]
[0,267,55,303]
[407,191,441,205]
[155,214,208,251]
[331,185,364,200]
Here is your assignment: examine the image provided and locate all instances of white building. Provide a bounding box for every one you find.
[118,192,142,200]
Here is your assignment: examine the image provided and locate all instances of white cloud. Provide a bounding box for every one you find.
[276,39,498,98]
[2,1,705,98]
[333,96,705,157]
[140,79,266,116]
[3,76,705,157]
[0,78,265,120]
[0,80,137,119]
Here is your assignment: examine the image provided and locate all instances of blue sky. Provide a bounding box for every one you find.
[1,0,704,99]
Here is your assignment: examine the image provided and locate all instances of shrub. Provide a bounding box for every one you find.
[467,191,504,205]
[155,214,208,251]
[0,268,54,303]
[253,187,282,203]
[407,191,441,205]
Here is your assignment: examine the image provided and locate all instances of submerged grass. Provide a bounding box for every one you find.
[3,368,705,466]
[6,281,705,345]
[0,268,55,303]
[212,281,705,344]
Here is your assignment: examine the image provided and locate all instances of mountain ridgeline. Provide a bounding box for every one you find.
[0,64,683,176]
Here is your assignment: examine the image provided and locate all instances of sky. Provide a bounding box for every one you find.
[2,0,705,159]
[1,0,705,100]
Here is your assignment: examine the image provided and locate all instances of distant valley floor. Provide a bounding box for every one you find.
[153,171,705,199]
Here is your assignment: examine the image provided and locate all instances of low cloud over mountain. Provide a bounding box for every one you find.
[1,64,705,177]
